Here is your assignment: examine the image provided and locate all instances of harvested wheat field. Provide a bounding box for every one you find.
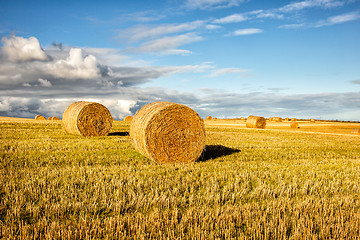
[1,117,360,239]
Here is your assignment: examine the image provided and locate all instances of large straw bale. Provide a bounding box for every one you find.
[35,115,46,120]
[290,122,299,128]
[124,116,133,121]
[246,115,266,129]
[130,101,206,164]
[62,101,113,137]
[206,116,212,120]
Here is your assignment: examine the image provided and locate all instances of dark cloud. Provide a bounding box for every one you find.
[51,42,63,50]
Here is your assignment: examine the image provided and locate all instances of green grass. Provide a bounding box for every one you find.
[1,119,360,239]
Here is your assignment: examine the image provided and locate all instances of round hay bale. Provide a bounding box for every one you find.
[246,115,266,129]
[240,117,245,120]
[52,116,61,120]
[130,101,206,164]
[124,116,133,121]
[62,101,113,137]
[310,119,316,123]
[284,118,290,121]
[213,117,218,120]
[35,115,46,120]
[48,117,52,120]
[291,118,297,122]
[206,116,212,120]
[351,129,360,135]
[290,122,299,128]
[273,117,282,122]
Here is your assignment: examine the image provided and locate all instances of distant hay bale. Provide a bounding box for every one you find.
[35,115,46,120]
[246,115,266,129]
[291,118,297,122]
[48,117,52,120]
[240,117,245,120]
[310,119,316,123]
[130,101,206,164]
[206,116,212,120]
[285,118,290,121]
[52,116,61,120]
[62,101,113,137]
[351,129,360,135]
[124,116,133,121]
[274,117,283,122]
[213,117,218,120]
[290,122,299,128]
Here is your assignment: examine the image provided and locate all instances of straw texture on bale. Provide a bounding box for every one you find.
[246,115,266,129]
[62,101,113,137]
[130,101,206,164]
[206,116,212,120]
[290,122,299,128]
[35,115,46,120]
[124,116,133,121]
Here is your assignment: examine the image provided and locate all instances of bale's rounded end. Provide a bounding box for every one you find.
[124,116,133,121]
[62,101,113,137]
[290,122,299,128]
[130,102,206,164]
[35,115,46,120]
[246,115,266,129]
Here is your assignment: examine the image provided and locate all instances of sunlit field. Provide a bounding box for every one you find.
[1,117,360,239]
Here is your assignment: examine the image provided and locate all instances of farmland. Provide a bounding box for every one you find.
[1,118,360,239]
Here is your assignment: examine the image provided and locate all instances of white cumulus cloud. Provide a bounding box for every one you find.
[1,36,49,62]
[47,48,101,79]
[37,78,52,87]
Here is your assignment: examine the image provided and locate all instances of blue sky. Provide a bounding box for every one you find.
[0,0,359,120]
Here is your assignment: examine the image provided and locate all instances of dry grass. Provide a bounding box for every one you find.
[62,101,113,137]
[130,102,206,164]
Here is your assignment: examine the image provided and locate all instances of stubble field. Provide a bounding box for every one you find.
[1,117,360,239]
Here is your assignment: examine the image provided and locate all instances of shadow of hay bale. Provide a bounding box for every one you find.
[197,145,241,162]
[108,132,129,136]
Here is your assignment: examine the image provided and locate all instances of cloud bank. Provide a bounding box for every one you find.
[1,35,359,121]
